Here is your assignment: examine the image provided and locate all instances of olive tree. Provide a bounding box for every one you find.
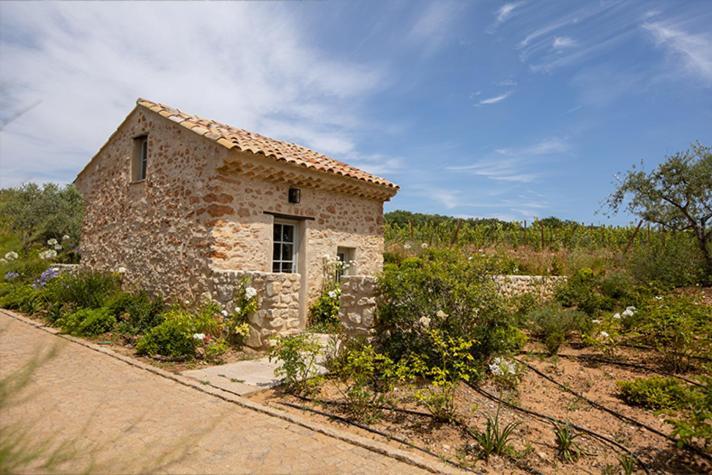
[606,142,712,283]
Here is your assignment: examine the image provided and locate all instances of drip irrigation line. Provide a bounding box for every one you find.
[295,394,433,418]
[520,351,704,388]
[465,382,651,475]
[275,400,477,473]
[515,357,712,464]
[620,343,712,363]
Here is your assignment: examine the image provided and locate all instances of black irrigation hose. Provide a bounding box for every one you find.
[275,400,477,473]
[515,357,712,464]
[465,382,651,475]
[520,351,704,388]
[620,343,712,363]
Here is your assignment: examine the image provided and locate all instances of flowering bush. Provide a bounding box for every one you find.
[33,267,59,288]
[136,310,199,360]
[107,291,165,336]
[308,286,341,331]
[223,281,258,345]
[488,356,521,392]
[525,304,590,355]
[377,248,523,369]
[269,333,323,395]
[43,270,121,311]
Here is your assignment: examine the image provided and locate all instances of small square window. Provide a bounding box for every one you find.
[132,135,148,182]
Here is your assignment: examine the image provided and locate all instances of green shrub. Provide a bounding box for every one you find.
[555,268,604,316]
[617,376,694,410]
[554,422,582,463]
[224,281,258,345]
[556,268,649,317]
[526,304,590,355]
[634,295,712,371]
[628,237,706,288]
[58,307,116,336]
[107,291,165,335]
[668,376,712,450]
[269,334,323,395]
[0,284,45,314]
[135,311,197,360]
[308,287,341,332]
[376,248,523,368]
[205,337,228,364]
[44,270,121,310]
[473,406,519,459]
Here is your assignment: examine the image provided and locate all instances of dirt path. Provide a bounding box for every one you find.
[0,313,436,474]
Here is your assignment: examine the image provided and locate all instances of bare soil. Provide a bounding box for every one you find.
[250,344,711,474]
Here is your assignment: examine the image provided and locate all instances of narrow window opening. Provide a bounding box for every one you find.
[272,221,297,273]
[132,135,148,182]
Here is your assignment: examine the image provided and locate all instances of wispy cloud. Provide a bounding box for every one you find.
[552,36,577,49]
[408,2,462,55]
[410,185,460,209]
[495,138,569,156]
[495,2,523,24]
[479,91,512,105]
[0,2,390,186]
[447,159,537,183]
[643,21,712,83]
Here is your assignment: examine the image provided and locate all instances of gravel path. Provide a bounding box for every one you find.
[0,313,431,474]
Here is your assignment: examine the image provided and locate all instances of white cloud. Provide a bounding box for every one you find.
[409,2,461,55]
[495,2,523,24]
[643,21,712,83]
[552,36,577,49]
[0,2,390,186]
[447,159,537,183]
[410,185,460,209]
[479,91,512,105]
[495,138,569,156]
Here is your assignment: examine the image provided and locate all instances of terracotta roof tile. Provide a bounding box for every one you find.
[136,98,398,191]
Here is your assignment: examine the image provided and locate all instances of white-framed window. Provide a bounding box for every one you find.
[132,135,148,182]
[273,220,297,273]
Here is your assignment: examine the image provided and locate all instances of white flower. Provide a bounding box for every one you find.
[62,235,71,241]
[435,310,448,319]
[599,331,610,339]
[53,244,62,251]
[421,243,428,249]
[184,299,190,305]
[4,251,18,261]
[468,256,473,261]
[192,333,205,341]
[116,266,127,273]
[489,362,503,376]
[404,243,412,250]
[47,238,58,246]
[613,313,621,320]
[221,309,229,317]
[39,249,57,260]
[244,286,257,300]
[654,296,663,301]
[235,306,241,313]
[0,258,6,264]
[622,309,634,318]
[328,290,338,299]
[626,306,636,312]
[592,319,602,324]
[418,316,431,328]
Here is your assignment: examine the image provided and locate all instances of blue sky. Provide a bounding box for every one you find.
[1,1,711,224]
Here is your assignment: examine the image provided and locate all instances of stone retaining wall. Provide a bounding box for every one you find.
[338,275,377,335]
[492,275,566,299]
[210,270,301,349]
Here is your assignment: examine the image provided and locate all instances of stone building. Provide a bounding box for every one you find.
[74,98,398,346]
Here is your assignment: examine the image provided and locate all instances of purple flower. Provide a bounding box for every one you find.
[33,267,60,288]
[4,271,19,282]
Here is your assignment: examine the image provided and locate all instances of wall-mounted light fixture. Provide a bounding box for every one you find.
[288,187,301,204]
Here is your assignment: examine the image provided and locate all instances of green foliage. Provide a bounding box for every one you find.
[628,236,706,288]
[553,422,582,463]
[0,183,83,253]
[617,376,694,410]
[606,142,712,282]
[525,304,590,355]
[224,281,258,345]
[336,343,399,422]
[135,311,198,360]
[472,406,519,459]
[555,268,649,317]
[205,338,229,364]
[377,248,524,369]
[58,307,116,336]
[308,286,341,332]
[107,291,165,335]
[44,270,121,310]
[635,295,712,371]
[0,284,45,314]
[668,376,712,450]
[269,334,323,395]
[618,454,636,475]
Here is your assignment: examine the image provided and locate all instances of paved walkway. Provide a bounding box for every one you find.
[0,313,435,474]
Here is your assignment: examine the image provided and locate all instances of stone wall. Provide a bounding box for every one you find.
[492,275,566,299]
[210,269,301,349]
[338,275,377,335]
[74,106,222,300]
